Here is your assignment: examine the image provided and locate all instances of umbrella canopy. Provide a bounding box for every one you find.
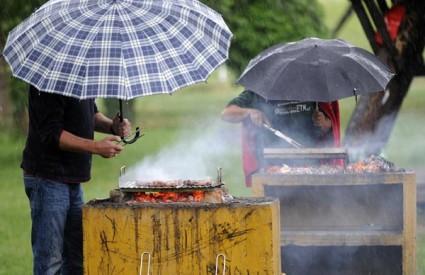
[2,0,232,100]
[237,37,394,102]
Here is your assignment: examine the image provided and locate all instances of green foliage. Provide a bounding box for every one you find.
[0,0,48,132]
[202,0,327,73]
[0,0,47,45]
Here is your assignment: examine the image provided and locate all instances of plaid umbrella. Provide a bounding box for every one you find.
[2,0,232,100]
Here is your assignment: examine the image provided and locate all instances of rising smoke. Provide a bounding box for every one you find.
[119,118,241,187]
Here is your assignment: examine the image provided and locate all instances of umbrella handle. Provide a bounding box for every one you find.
[121,127,142,144]
[118,99,142,145]
[119,99,124,122]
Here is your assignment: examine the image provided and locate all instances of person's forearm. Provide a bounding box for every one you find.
[94,112,113,134]
[59,130,97,154]
[221,105,251,123]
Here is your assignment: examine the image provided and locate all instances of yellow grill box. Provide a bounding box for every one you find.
[83,198,281,275]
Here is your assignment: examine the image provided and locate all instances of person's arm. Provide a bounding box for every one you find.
[59,130,123,158]
[30,89,124,158]
[221,105,270,126]
[94,112,131,137]
[221,91,270,126]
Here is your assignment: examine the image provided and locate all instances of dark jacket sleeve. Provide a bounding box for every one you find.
[29,86,66,149]
[227,90,255,108]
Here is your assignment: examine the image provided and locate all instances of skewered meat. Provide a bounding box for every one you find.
[134,178,213,188]
[267,155,400,174]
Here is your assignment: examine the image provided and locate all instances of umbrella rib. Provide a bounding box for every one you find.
[80,3,120,99]
[349,50,393,84]
[141,0,228,31]
[6,2,113,99]
[115,7,131,100]
[40,4,111,94]
[151,11,229,81]
[267,46,319,97]
[167,13,231,60]
[127,0,231,59]
[121,5,173,96]
[122,2,231,94]
[7,0,102,57]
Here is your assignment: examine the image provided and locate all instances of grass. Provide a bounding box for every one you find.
[1,0,425,274]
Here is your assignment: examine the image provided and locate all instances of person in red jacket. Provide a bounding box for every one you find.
[221,90,341,186]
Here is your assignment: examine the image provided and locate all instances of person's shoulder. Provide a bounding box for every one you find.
[238,90,259,100]
[28,85,68,104]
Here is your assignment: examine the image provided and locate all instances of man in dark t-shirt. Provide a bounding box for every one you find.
[23,85,131,275]
[222,90,340,186]
[225,90,332,148]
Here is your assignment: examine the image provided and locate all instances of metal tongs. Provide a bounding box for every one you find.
[262,123,303,148]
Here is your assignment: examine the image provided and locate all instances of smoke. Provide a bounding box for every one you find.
[119,117,241,187]
[344,112,397,162]
[345,110,425,169]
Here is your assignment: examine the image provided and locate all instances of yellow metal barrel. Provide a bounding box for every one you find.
[83,198,281,275]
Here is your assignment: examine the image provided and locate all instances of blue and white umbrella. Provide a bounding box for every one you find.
[2,0,232,100]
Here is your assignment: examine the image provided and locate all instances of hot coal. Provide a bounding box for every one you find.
[267,155,401,174]
[110,187,232,204]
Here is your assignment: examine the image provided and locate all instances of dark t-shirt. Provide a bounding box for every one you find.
[21,86,98,183]
[228,90,323,148]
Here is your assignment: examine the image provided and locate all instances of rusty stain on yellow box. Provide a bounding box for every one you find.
[83,198,281,275]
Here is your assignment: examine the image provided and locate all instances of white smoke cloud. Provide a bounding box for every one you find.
[119,118,241,187]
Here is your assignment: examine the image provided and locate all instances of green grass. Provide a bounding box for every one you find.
[1,1,425,274]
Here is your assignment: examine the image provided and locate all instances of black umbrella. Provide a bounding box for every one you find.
[237,37,394,102]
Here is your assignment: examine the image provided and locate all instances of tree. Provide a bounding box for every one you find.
[344,0,425,156]
[203,0,327,74]
[0,0,47,131]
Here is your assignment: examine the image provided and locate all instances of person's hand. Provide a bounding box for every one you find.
[247,109,270,127]
[93,136,123,158]
[312,110,332,132]
[112,114,132,137]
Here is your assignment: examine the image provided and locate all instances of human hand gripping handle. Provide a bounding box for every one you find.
[112,113,132,137]
[247,109,271,127]
[312,110,332,133]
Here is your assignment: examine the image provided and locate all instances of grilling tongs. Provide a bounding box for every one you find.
[262,123,303,149]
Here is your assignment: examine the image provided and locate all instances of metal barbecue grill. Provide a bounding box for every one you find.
[118,167,224,193]
[263,147,348,163]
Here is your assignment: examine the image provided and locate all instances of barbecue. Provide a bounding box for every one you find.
[114,167,232,204]
[266,154,401,175]
[252,148,416,275]
[83,167,281,274]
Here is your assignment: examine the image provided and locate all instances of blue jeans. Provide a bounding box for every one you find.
[24,176,84,275]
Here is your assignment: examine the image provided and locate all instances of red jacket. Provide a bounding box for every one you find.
[242,101,341,187]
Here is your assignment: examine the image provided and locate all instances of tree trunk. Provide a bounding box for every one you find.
[344,1,425,157]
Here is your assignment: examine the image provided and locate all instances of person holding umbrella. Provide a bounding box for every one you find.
[3,0,232,273]
[21,84,131,274]
[223,37,394,186]
[222,91,341,186]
